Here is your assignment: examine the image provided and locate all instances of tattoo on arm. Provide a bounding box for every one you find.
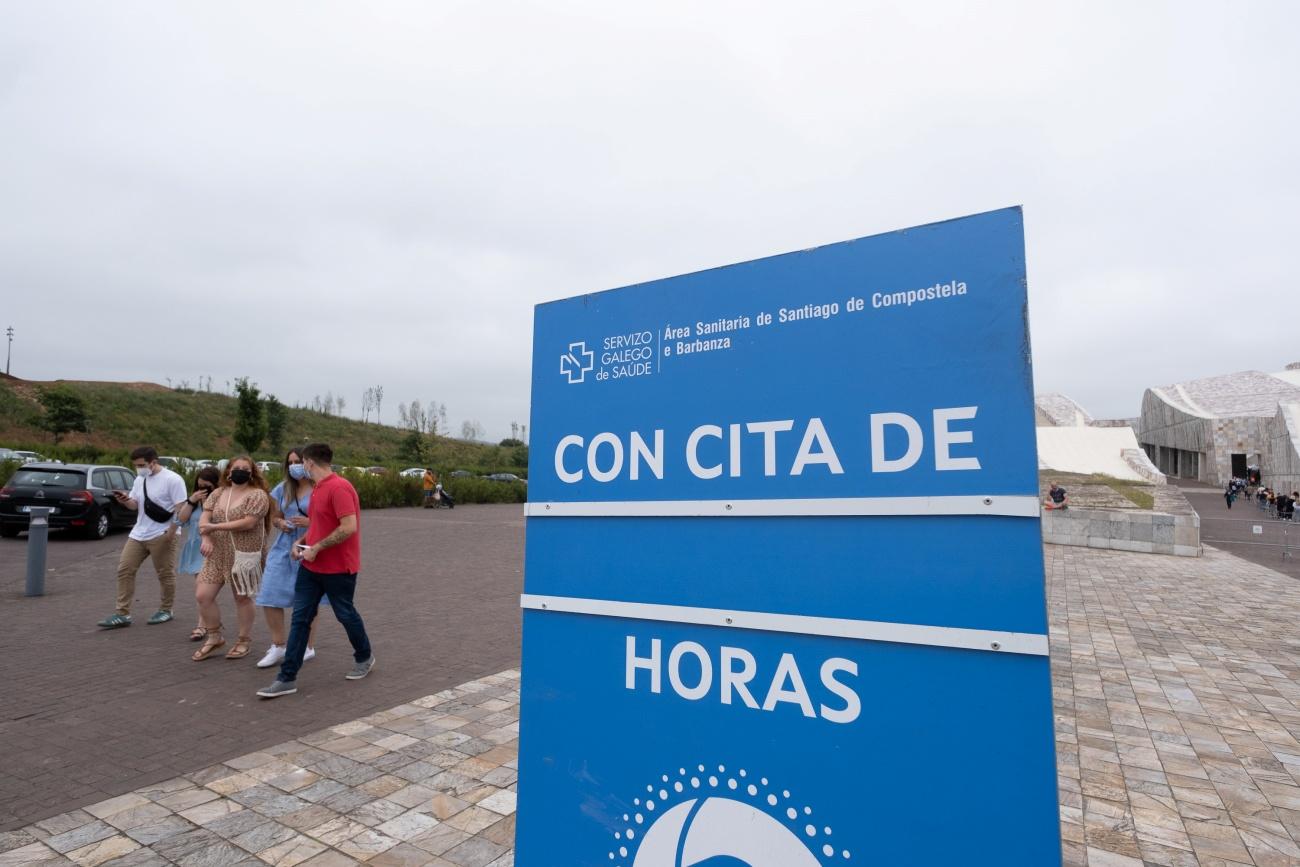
[315,525,351,550]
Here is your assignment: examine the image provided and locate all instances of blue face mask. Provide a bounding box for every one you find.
[288,464,309,480]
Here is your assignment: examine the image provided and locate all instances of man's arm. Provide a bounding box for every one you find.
[312,513,357,550]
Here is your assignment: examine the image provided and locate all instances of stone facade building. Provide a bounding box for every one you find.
[1137,367,1300,486]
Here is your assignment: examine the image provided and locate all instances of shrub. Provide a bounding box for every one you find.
[443,476,528,504]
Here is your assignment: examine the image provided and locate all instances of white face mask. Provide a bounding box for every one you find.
[136,465,153,478]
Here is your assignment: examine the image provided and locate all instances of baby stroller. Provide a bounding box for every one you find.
[434,483,455,509]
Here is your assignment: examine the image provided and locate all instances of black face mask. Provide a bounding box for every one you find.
[229,469,252,485]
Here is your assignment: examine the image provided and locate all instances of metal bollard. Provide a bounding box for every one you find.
[25,506,50,597]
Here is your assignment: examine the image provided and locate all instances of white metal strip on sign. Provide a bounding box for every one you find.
[524,494,1040,518]
[520,594,1050,656]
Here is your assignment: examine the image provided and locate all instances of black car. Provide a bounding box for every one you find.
[483,473,526,485]
[0,463,138,539]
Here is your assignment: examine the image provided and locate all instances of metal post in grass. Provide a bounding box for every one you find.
[25,506,49,596]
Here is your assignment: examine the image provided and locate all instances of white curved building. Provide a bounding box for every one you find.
[1137,367,1300,485]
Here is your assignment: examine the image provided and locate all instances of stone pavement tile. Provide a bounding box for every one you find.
[31,810,97,840]
[442,835,508,867]
[121,816,194,847]
[0,830,36,853]
[336,828,399,861]
[98,847,171,867]
[426,794,470,821]
[149,827,223,863]
[256,832,327,867]
[83,796,149,822]
[369,843,450,866]
[0,841,68,865]
[231,819,298,855]
[102,804,173,833]
[387,784,437,810]
[410,824,470,856]
[173,840,261,866]
[45,821,117,854]
[359,775,409,800]
[206,808,273,841]
[178,798,243,827]
[65,834,139,867]
[443,806,500,837]
[477,790,516,816]
[278,805,339,833]
[267,770,322,795]
[305,816,367,848]
[479,815,515,849]
[298,851,363,867]
[347,798,407,829]
[154,787,219,813]
[376,811,440,842]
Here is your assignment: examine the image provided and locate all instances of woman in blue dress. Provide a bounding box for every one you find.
[175,467,221,641]
[255,448,324,668]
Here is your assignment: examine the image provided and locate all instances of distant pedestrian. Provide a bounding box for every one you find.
[175,466,221,641]
[423,469,436,508]
[192,457,270,661]
[259,442,374,699]
[255,448,324,669]
[1045,482,1068,511]
[1224,483,1235,509]
[97,446,188,629]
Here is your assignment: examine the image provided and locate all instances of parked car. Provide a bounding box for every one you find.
[256,461,282,475]
[449,469,474,478]
[365,466,389,476]
[484,473,526,485]
[158,456,196,472]
[0,448,18,463]
[0,463,138,539]
[10,450,46,464]
[195,459,218,469]
[399,467,426,478]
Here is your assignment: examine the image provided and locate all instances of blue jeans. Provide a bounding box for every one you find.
[279,565,371,683]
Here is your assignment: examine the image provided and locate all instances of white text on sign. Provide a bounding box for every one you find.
[626,636,861,724]
[553,408,981,483]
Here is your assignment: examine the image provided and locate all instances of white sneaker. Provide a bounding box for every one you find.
[256,645,285,669]
[304,647,316,662]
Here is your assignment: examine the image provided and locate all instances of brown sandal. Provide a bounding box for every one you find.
[226,635,253,660]
[189,626,206,641]
[192,627,225,661]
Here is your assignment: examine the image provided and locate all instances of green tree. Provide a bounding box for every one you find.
[398,429,428,462]
[38,386,90,444]
[233,377,267,454]
[264,395,287,453]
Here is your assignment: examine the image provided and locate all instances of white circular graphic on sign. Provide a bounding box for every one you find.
[609,765,852,867]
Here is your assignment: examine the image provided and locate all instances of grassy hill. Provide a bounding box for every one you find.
[0,375,525,473]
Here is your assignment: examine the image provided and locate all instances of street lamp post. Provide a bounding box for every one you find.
[4,327,11,376]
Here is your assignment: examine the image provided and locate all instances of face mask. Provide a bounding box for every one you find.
[230,469,252,485]
[288,464,309,480]
[136,466,152,478]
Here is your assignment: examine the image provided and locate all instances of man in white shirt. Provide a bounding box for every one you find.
[97,446,190,628]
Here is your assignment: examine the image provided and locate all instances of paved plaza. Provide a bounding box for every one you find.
[6,503,1300,863]
[0,505,524,832]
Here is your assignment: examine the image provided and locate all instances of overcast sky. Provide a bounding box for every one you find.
[2,2,1296,440]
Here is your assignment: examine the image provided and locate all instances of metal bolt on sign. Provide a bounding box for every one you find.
[25,506,50,597]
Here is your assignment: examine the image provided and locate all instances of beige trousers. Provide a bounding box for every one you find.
[115,531,177,616]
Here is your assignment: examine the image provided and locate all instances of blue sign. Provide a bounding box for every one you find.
[517,207,1060,866]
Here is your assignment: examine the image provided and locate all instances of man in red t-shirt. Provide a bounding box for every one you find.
[258,443,374,698]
